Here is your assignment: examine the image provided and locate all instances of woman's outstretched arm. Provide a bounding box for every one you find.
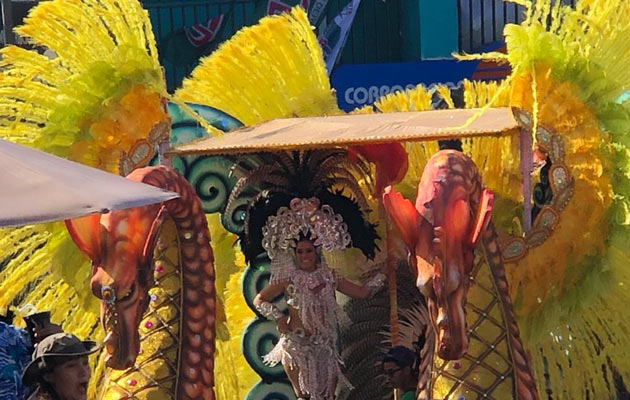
[337,273,386,299]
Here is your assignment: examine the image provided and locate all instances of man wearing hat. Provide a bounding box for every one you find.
[22,333,98,400]
[382,346,419,400]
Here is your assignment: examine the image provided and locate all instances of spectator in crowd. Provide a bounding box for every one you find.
[382,345,419,400]
[22,332,98,400]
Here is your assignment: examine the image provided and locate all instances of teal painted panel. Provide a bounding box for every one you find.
[419,0,458,59]
[400,0,421,60]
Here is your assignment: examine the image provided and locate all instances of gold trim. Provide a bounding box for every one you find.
[501,108,574,263]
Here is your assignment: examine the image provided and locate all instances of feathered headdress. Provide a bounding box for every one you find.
[260,197,353,284]
[0,0,169,174]
[226,149,379,263]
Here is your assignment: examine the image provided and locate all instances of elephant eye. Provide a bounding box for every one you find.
[119,284,135,301]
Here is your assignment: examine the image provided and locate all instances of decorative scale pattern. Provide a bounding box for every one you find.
[101,218,181,399]
[431,253,515,400]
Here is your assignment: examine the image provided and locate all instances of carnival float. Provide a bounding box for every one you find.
[1,0,630,399]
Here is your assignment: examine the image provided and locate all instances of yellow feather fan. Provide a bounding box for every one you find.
[0,0,168,397]
[0,0,167,172]
[0,0,170,309]
[451,1,630,397]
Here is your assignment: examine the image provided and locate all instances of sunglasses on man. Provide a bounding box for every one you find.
[384,366,404,376]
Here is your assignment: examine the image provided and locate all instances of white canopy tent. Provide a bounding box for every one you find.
[0,138,179,227]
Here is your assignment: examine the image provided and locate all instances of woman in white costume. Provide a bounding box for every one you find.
[253,198,384,400]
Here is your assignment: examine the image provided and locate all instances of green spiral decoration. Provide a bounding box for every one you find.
[241,257,288,380]
[242,318,286,380]
[221,191,256,234]
[159,102,243,213]
[242,256,273,311]
[186,155,236,214]
[245,381,296,400]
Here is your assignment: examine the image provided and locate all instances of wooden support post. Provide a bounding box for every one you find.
[381,203,400,400]
[519,127,533,231]
[386,215,400,346]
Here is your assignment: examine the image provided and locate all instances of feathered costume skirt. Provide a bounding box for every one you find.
[263,330,352,400]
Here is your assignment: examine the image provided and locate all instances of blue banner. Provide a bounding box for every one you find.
[331,60,476,111]
[331,52,510,111]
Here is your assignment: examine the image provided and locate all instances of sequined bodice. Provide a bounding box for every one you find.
[285,267,339,337]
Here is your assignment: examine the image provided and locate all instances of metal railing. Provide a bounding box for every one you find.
[145,0,405,91]
[458,0,576,53]
[326,0,404,65]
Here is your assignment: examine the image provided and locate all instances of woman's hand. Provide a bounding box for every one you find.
[337,271,386,299]
[276,316,290,334]
[363,272,386,296]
